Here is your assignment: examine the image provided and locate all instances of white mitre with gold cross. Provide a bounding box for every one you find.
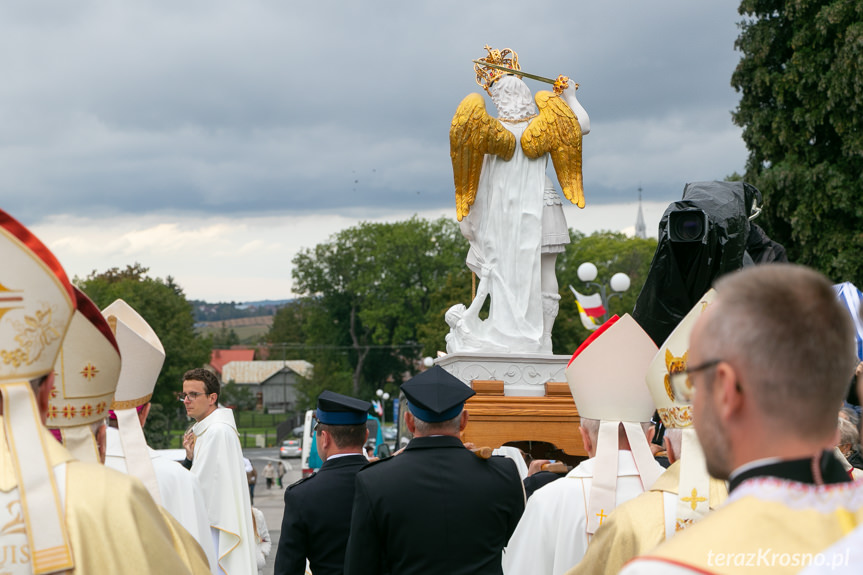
[0,208,77,574]
[102,298,166,505]
[645,288,717,532]
[566,313,661,534]
[47,287,121,463]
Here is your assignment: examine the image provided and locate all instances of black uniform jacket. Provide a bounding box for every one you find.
[274,453,368,575]
[344,435,525,575]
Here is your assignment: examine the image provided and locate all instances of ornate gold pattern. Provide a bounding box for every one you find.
[0,282,24,323]
[0,304,63,368]
[522,92,585,207]
[658,406,694,428]
[0,348,27,368]
[80,362,99,381]
[664,349,688,402]
[675,518,696,532]
[474,45,520,93]
[47,401,108,421]
[110,394,152,411]
[552,75,573,95]
[497,113,538,124]
[1,501,26,535]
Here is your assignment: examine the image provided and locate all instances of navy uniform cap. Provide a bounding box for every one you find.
[316,390,371,425]
[400,365,475,423]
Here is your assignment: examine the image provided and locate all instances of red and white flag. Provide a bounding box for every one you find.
[569,286,606,331]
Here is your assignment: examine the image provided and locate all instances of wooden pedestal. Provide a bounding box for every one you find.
[462,380,586,459]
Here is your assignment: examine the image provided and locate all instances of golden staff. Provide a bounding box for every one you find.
[472,60,575,92]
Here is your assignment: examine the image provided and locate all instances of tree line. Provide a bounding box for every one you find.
[75,1,863,422]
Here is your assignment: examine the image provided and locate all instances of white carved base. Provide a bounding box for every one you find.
[436,352,571,397]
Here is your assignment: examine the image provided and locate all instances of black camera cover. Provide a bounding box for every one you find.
[632,181,762,345]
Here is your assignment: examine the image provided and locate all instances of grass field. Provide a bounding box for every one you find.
[195,316,273,344]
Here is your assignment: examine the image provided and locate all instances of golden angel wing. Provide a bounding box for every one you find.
[521,91,585,208]
[450,93,516,221]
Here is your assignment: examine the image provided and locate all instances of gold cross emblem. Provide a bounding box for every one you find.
[596,509,607,525]
[681,488,706,510]
[80,363,99,381]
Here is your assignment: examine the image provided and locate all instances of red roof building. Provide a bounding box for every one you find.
[209,349,255,377]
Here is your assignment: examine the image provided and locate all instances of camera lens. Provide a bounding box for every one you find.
[669,210,706,243]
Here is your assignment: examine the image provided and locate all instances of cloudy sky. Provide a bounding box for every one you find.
[2,1,749,302]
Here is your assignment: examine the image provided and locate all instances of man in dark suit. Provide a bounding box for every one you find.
[274,391,371,575]
[344,366,525,575]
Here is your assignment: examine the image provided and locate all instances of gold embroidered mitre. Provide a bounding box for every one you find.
[645,289,718,531]
[102,298,166,504]
[645,289,716,429]
[49,288,120,427]
[47,287,121,462]
[0,208,77,574]
[0,212,75,381]
[566,314,661,534]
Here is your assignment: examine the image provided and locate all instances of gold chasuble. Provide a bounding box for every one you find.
[568,460,727,575]
[0,419,211,575]
[622,477,863,575]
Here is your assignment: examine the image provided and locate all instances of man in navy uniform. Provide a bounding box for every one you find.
[274,391,371,575]
[344,366,525,575]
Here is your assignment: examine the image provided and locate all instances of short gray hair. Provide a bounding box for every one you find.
[580,417,652,446]
[838,417,859,449]
[701,265,856,440]
[412,411,462,436]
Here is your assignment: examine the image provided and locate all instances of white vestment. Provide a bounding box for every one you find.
[191,407,258,575]
[105,426,219,573]
[503,450,662,575]
[456,119,549,354]
[799,524,863,574]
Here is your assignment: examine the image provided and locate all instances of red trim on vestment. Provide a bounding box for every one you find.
[567,314,620,367]
[0,209,76,305]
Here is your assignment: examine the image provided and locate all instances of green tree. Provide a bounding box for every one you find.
[211,323,241,348]
[732,0,863,283]
[219,381,257,411]
[267,299,312,356]
[289,216,467,398]
[554,231,657,354]
[142,403,172,449]
[75,264,211,410]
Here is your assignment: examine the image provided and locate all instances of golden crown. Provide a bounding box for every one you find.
[474,45,521,93]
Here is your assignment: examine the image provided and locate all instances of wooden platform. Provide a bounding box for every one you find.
[462,380,587,459]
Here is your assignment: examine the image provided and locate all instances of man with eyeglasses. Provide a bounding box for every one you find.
[622,264,863,575]
[181,367,258,575]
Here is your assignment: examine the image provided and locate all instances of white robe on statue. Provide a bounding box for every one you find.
[503,451,662,575]
[104,426,219,573]
[191,407,258,575]
[457,119,548,354]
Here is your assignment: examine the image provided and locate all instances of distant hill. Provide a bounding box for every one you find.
[190,299,293,322]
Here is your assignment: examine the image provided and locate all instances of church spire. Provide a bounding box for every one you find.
[635,186,646,239]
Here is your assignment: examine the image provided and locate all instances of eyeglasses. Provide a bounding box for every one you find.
[176,391,208,402]
[668,359,722,402]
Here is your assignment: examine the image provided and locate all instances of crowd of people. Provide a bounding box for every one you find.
[4,201,863,575]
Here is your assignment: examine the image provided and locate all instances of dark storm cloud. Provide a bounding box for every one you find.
[0,1,746,224]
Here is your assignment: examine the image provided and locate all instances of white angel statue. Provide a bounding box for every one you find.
[446,46,590,355]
